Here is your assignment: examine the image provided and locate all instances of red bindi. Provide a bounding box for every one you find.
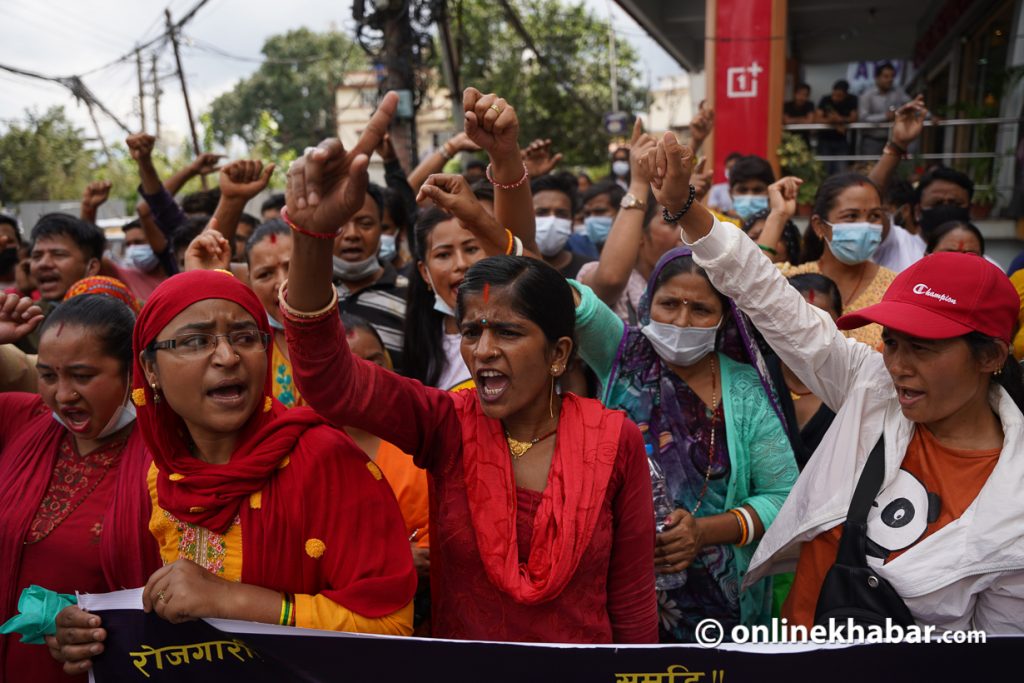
[269,233,278,244]
[808,291,816,304]
[956,239,965,252]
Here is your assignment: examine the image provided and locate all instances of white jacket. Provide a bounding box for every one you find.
[687,217,1024,633]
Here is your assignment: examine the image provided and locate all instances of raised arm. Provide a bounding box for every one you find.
[579,118,656,306]
[79,181,112,224]
[416,173,516,257]
[755,176,802,254]
[208,160,274,252]
[128,133,187,237]
[639,134,880,409]
[867,95,927,191]
[407,131,480,195]
[164,152,224,196]
[281,92,459,464]
[462,88,537,253]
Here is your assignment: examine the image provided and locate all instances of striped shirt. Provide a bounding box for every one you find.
[336,263,409,371]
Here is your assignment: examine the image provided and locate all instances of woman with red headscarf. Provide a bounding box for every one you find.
[50,268,417,676]
[0,291,158,683]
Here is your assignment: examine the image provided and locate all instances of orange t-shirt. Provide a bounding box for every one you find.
[375,440,430,548]
[784,426,1001,625]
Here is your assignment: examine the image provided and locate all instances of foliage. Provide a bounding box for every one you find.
[451,0,646,167]
[206,29,367,157]
[777,132,825,205]
[0,107,96,204]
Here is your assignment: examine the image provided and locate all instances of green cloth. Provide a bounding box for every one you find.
[0,585,76,644]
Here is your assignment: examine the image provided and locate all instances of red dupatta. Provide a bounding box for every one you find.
[131,270,415,617]
[458,392,624,605]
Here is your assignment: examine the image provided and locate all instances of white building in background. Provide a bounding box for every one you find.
[335,71,459,179]
[647,73,695,135]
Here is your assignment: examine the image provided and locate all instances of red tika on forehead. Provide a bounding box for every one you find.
[483,283,491,303]
[269,233,278,244]
[56,322,65,337]
[808,290,816,304]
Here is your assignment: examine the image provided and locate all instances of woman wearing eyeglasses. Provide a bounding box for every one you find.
[50,269,417,676]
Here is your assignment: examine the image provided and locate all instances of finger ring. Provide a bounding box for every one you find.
[490,104,503,115]
[157,591,167,603]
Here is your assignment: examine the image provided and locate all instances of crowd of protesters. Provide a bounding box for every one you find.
[0,67,1023,683]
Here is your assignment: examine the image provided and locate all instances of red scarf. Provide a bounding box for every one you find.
[458,393,623,605]
[133,271,415,617]
[0,396,159,665]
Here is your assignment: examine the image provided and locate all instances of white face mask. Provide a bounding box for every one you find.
[267,312,285,331]
[612,160,630,178]
[640,319,721,367]
[534,215,573,257]
[125,244,160,272]
[332,254,381,282]
[424,268,456,317]
[52,380,137,439]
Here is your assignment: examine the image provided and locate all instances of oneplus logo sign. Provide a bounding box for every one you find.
[726,62,763,98]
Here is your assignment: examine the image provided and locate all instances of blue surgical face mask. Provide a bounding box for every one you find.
[640,319,721,367]
[378,233,398,262]
[732,194,769,221]
[584,215,614,245]
[824,221,884,265]
[125,244,159,272]
[424,268,456,318]
[268,313,285,331]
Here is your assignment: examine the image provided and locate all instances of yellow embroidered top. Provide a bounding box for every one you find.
[271,340,304,408]
[146,463,412,633]
[778,261,897,350]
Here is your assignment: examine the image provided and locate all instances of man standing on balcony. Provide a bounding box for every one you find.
[816,80,858,175]
[858,62,909,158]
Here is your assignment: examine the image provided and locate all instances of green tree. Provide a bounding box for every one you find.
[452,0,646,166]
[206,29,367,156]
[0,107,96,203]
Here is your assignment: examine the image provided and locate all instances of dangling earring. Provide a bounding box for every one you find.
[151,383,161,404]
[549,365,560,420]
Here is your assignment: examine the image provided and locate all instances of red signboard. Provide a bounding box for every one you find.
[711,0,776,182]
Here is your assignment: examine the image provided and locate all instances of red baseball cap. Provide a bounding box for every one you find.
[837,252,1020,342]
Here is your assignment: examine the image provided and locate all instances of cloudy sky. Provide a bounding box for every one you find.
[0,0,682,151]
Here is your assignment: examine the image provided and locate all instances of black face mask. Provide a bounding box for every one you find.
[0,247,18,274]
[918,204,971,237]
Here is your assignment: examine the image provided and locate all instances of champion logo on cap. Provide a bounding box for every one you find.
[911,283,957,305]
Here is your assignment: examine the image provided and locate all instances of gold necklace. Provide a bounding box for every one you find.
[505,427,558,460]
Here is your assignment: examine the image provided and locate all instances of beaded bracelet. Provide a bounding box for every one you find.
[277,280,339,321]
[486,162,530,191]
[281,206,341,241]
[661,184,697,224]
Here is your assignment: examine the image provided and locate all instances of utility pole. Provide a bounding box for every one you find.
[136,48,147,132]
[151,53,161,139]
[381,1,418,169]
[165,8,206,186]
[608,11,619,113]
[435,0,463,132]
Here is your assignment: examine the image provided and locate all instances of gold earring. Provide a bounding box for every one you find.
[151,383,161,404]
[550,364,559,375]
[549,376,555,419]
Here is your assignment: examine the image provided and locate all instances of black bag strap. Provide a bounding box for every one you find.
[835,435,886,567]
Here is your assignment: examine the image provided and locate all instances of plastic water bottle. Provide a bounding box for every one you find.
[648,444,687,590]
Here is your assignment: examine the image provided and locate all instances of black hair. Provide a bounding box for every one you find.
[915,166,975,204]
[725,151,743,165]
[581,179,625,208]
[171,216,210,256]
[0,213,22,244]
[464,159,487,172]
[261,193,286,214]
[238,213,259,230]
[457,255,575,355]
[531,173,578,214]
[403,207,457,386]
[611,146,630,161]
[38,293,136,373]
[728,155,775,190]
[875,61,896,75]
[181,188,220,215]
[244,218,291,265]
[30,213,106,261]
[925,220,985,255]
[341,312,387,352]
[364,183,385,221]
[578,172,593,184]
[803,173,881,262]
[884,179,916,207]
[833,79,850,92]
[965,331,1024,415]
[788,273,842,319]
[742,208,804,265]
[470,180,494,204]
[381,186,412,232]
[795,82,811,94]
[123,219,142,233]
[642,200,663,234]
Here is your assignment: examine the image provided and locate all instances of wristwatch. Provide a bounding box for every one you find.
[620,193,646,211]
